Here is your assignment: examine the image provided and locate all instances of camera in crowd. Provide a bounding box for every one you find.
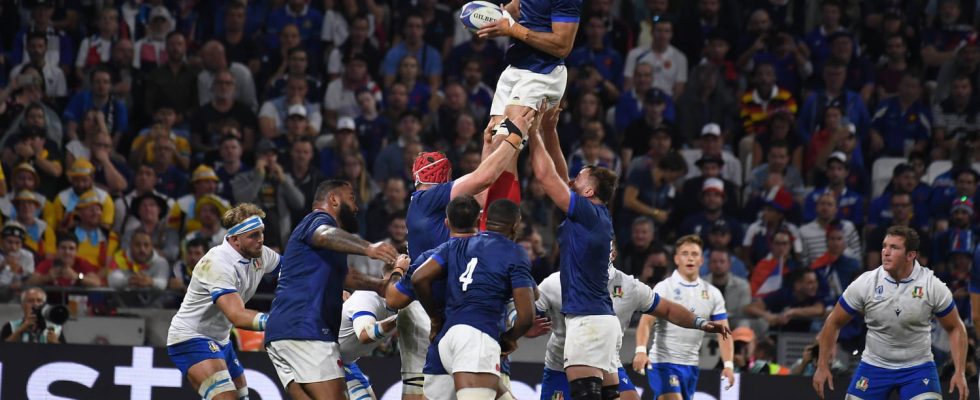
[32,304,69,332]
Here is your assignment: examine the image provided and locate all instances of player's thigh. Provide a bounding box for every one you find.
[297,378,349,400]
[656,393,683,400]
[506,66,567,111]
[620,389,640,400]
[564,315,620,376]
[286,382,314,400]
[896,363,942,400]
[438,325,502,378]
[424,374,457,400]
[489,67,523,117]
[646,364,685,399]
[266,340,346,390]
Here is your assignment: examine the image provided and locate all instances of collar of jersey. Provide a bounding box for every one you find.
[219,238,252,266]
[671,270,700,287]
[881,260,922,284]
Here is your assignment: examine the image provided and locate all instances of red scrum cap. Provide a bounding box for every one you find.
[412,152,451,185]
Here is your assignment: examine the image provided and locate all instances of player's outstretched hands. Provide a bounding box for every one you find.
[538,100,562,134]
[631,351,651,375]
[950,371,968,400]
[812,366,834,399]
[722,367,735,390]
[366,241,398,264]
[393,254,410,275]
[524,316,552,338]
[700,321,731,338]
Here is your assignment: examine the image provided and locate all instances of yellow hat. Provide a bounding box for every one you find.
[195,194,229,216]
[12,190,40,206]
[67,158,96,177]
[13,162,38,180]
[191,165,219,182]
[76,190,102,209]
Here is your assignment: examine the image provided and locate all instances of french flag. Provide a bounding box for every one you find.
[750,257,785,298]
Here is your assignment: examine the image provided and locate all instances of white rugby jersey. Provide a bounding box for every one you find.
[649,271,727,366]
[167,240,280,346]
[338,291,397,362]
[396,301,430,373]
[537,268,658,371]
[840,261,954,369]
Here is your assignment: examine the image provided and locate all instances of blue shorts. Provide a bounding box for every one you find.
[344,362,373,400]
[167,338,244,379]
[647,363,699,400]
[846,361,941,399]
[539,367,638,399]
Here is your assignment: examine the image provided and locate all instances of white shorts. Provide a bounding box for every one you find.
[397,301,430,375]
[564,315,621,373]
[423,373,457,400]
[489,65,567,116]
[438,324,501,376]
[266,340,345,388]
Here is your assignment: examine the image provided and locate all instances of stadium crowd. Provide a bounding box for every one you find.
[0,0,979,381]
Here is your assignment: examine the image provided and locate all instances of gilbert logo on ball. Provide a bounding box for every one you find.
[460,1,503,33]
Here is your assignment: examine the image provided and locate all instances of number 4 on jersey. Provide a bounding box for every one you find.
[459,258,478,291]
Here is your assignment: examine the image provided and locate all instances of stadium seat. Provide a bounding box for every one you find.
[871,157,907,198]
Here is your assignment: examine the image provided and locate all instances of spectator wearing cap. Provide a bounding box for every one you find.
[699,220,750,278]
[45,159,115,233]
[68,190,119,268]
[930,168,979,228]
[796,61,871,143]
[800,192,862,266]
[258,75,323,139]
[280,104,317,147]
[677,153,740,218]
[931,197,980,269]
[264,0,323,60]
[624,17,688,97]
[616,65,677,134]
[730,327,757,372]
[869,73,931,158]
[614,217,668,284]
[803,152,864,227]
[381,14,442,90]
[8,33,67,100]
[325,15,382,83]
[319,116,363,178]
[684,123,743,187]
[132,6,174,71]
[266,47,324,104]
[679,177,744,244]
[701,248,751,324]
[182,194,229,250]
[143,31,199,121]
[932,74,980,156]
[107,230,170,291]
[802,0,847,71]
[28,235,103,288]
[866,192,932,267]
[197,41,258,111]
[444,35,506,88]
[9,0,74,72]
[113,163,174,233]
[804,106,852,174]
[746,141,805,205]
[121,193,179,264]
[867,163,932,231]
[169,237,209,291]
[166,165,230,235]
[619,151,686,241]
[189,69,259,158]
[0,222,35,290]
[920,0,974,69]
[741,186,804,266]
[63,68,128,144]
[739,62,798,137]
[3,126,60,198]
[0,164,45,219]
[231,140,304,249]
[10,191,55,259]
[675,63,737,147]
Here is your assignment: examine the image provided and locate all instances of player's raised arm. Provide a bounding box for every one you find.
[812,303,853,399]
[537,101,568,183]
[451,111,528,199]
[647,296,731,337]
[478,4,578,59]
[937,307,969,400]
[214,292,268,332]
[310,224,398,264]
[528,117,571,211]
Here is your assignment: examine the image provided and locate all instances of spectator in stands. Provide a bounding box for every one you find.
[739,28,811,97]
[931,197,979,269]
[167,165,230,236]
[937,244,972,321]
[382,14,442,89]
[460,59,494,114]
[675,64,737,146]
[519,228,553,284]
[8,33,66,100]
[4,125,63,198]
[701,248,751,324]
[739,62,798,138]
[113,164,173,233]
[266,47,323,104]
[875,35,912,100]
[325,15,382,83]
[64,67,127,143]
[803,0,846,70]
[29,235,102,288]
[69,190,118,268]
[699,219,749,278]
[676,154,740,219]
[797,61,871,143]
[435,113,479,169]
[869,73,931,158]
[866,192,931,267]
[10,0,73,71]
[11,191,54,260]
[430,83,482,146]
[920,0,974,71]
[933,74,980,156]
[747,141,806,201]
[0,164,44,219]
[567,124,620,178]
[680,177,744,244]
[190,70,259,158]
[395,55,433,115]
[285,137,324,226]
[279,104,315,148]
[197,41,258,111]
[318,116,360,177]
[568,16,623,85]
[702,31,739,92]
[373,112,422,183]
[258,23,302,90]
[258,75,322,139]
[615,217,667,282]
[557,92,611,155]
[620,151,686,240]
[804,105,850,175]
[107,39,136,105]
[742,188,804,266]
[132,134,184,200]
[341,153,383,219]
[0,73,61,145]
[825,33,876,104]
[169,237,209,291]
[674,0,735,64]
[182,194,228,248]
[218,2,262,76]
[930,168,979,229]
[933,36,980,106]
[353,89,390,168]
[745,267,823,333]
[264,0,323,60]
[324,53,381,128]
[809,223,862,304]
[130,107,191,169]
[731,327,756,372]
[624,17,687,97]
[803,152,864,227]
[800,193,862,266]
[445,36,505,87]
[685,123,742,187]
[616,64,674,134]
[364,178,409,242]
[350,211,409,278]
[46,159,115,233]
[231,140,304,249]
[867,163,932,231]
[143,31,198,121]
[121,193,179,263]
[211,135,247,202]
[0,222,34,289]
[132,6,174,72]
[107,231,169,291]
[1,287,64,343]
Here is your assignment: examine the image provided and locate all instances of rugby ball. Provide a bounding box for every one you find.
[460,1,503,33]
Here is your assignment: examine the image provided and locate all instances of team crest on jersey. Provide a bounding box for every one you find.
[855,377,869,391]
[673,288,682,299]
[551,392,565,400]
[912,286,924,298]
[874,285,884,300]
[669,375,680,387]
[613,286,624,298]
[701,289,709,299]
[252,258,263,271]
[208,341,219,353]
[922,378,929,386]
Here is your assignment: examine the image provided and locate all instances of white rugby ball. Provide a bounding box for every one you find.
[460,1,503,33]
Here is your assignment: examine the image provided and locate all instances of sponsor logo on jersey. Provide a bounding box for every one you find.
[912,286,924,298]
[613,286,624,298]
[855,377,869,391]
[208,341,219,353]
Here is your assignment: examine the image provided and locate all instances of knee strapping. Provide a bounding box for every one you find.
[198,370,235,400]
[456,387,497,400]
[570,377,603,400]
[402,373,424,395]
[601,385,620,399]
[237,386,250,400]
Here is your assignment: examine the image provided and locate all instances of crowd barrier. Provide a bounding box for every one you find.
[4,343,968,399]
